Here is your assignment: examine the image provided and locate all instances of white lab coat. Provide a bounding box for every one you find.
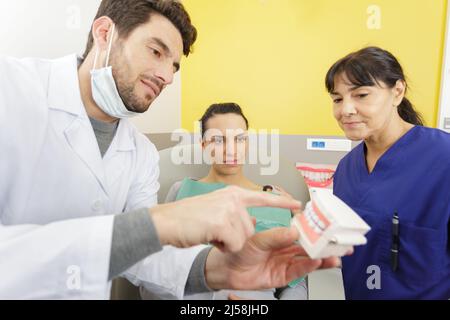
[0,54,202,299]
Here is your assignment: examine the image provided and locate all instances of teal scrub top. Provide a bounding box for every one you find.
[176,178,292,233]
[175,178,303,287]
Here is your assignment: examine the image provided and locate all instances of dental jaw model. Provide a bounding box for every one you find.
[292,188,371,259]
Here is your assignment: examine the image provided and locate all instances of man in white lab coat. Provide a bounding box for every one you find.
[0,0,340,299]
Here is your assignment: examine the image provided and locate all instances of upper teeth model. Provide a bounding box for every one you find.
[296,163,336,188]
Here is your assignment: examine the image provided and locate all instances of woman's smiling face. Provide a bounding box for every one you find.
[330,73,405,142]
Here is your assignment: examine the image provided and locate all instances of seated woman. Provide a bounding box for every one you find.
[143,102,307,300]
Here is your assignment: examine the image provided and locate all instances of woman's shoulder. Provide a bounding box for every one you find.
[414,126,450,156]
[165,178,197,203]
[416,126,450,141]
[165,180,184,203]
[171,179,185,190]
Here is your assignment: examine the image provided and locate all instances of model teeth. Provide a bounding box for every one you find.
[304,206,325,233]
[301,170,334,182]
[317,220,326,229]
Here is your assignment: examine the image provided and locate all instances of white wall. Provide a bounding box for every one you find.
[439,4,450,133]
[0,0,181,134]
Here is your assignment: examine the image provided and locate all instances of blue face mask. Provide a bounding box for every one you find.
[90,24,139,119]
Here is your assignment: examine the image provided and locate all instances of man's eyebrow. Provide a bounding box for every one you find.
[148,37,180,72]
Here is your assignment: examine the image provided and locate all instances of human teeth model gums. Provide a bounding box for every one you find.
[292,188,371,259]
[296,163,336,189]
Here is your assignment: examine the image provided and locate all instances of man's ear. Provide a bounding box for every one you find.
[91,16,115,51]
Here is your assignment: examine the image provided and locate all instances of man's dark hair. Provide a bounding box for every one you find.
[82,0,197,58]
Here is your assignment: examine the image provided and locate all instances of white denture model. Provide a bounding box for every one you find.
[292,188,371,259]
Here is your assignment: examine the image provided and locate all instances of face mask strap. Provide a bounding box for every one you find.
[92,23,115,70]
[105,23,116,68]
[93,49,99,70]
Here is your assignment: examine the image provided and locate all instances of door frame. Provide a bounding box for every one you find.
[438,1,450,132]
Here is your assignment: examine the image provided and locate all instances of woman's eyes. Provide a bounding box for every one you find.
[332,94,368,103]
[210,136,247,144]
[212,137,224,144]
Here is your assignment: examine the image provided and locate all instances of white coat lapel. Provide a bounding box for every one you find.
[64,118,109,195]
[47,54,109,196]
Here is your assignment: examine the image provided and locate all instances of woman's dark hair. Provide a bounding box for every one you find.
[200,103,249,137]
[325,46,424,126]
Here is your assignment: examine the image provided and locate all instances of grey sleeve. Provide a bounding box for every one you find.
[168,180,215,295]
[184,247,214,295]
[108,208,163,281]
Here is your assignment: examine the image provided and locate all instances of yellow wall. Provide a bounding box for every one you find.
[181,0,448,135]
